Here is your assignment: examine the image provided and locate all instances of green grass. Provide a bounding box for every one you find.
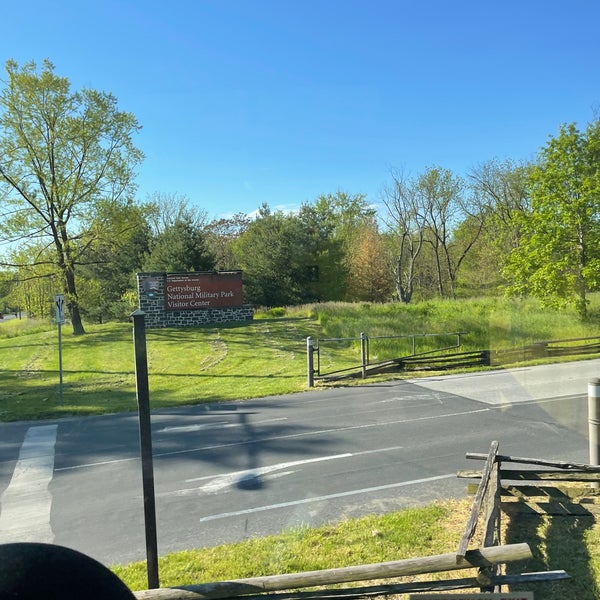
[0,317,320,421]
[2,296,600,422]
[112,501,467,594]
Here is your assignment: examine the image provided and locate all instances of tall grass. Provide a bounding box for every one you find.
[283,296,600,351]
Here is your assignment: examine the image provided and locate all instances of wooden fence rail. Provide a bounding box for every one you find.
[456,440,590,593]
[133,543,532,600]
[307,334,600,385]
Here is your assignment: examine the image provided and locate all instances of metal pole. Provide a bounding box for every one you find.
[307,337,314,388]
[57,320,63,405]
[55,294,65,405]
[131,309,160,589]
[360,332,367,379]
[589,378,600,473]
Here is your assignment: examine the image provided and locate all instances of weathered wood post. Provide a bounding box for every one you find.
[589,378,600,489]
[306,337,315,388]
[132,309,160,589]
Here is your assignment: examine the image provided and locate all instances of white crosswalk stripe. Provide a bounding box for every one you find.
[0,424,58,543]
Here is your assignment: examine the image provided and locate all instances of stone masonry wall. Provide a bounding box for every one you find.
[137,272,254,328]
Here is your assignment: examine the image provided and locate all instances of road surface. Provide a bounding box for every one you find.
[0,359,597,565]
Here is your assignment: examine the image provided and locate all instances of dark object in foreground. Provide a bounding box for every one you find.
[0,542,135,599]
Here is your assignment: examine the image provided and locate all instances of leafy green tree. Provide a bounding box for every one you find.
[77,200,151,321]
[504,121,600,318]
[143,218,215,273]
[0,269,16,312]
[0,59,143,334]
[233,205,321,306]
[311,191,378,299]
[1,249,57,318]
[296,203,346,301]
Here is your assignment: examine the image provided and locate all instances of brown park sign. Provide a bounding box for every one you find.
[165,272,243,311]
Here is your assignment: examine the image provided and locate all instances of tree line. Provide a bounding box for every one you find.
[1,60,599,334]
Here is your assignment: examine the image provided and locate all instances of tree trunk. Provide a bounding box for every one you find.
[63,264,86,335]
[69,302,86,335]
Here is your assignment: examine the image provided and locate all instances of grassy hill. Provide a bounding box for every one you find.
[2,296,600,422]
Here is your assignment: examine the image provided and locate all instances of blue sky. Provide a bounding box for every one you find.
[2,1,599,219]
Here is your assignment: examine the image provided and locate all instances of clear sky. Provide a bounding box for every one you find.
[2,1,599,220]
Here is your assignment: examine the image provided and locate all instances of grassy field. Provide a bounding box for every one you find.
[2,296,600,422]
[3,297,600,599]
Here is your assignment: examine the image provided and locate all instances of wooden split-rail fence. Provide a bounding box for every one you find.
[134,440,585,599]
[306,334,600,386]
[455,439,600,593]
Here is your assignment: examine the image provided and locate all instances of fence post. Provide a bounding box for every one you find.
[307,337,315,388]
[131,309,160,589]
[589,378,600,488]
[360,332,368,379]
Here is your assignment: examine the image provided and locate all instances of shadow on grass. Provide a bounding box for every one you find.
[503,491,599,599]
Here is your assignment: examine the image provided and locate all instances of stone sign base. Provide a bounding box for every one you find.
[137,272,254,328]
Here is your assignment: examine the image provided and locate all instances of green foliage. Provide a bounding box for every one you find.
[78,200,151,322]
[143,218,215,273]
[504,120,600,318]
[0,59,144,334]
[233,206,323,306]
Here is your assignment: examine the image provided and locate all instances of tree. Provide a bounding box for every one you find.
[346,223,393,302]
[383,167,484,300]
[205,212,251,270]
[381,169,427,303]
[0,60,143,334]
[311,191,378,300]
[77,200,151,321]
[418,167,475,298]
[462,159,530,293]
[143,218,215,273]
[233,204,323,306]
[144,192,208,236]
[504,121,600,318]
[469,159,530,252]
[296,202,346,302]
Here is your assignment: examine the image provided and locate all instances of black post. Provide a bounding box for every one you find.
[306,337,314,388]
[131,309,160,589]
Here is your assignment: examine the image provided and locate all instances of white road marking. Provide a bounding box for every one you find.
[161,446,404,497]
[198,473,456,522]
[0,424,58,543]
[157,421,231,433]
[156,417,287,434]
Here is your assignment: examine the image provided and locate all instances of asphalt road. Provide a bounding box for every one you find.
[0,359,597,566]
